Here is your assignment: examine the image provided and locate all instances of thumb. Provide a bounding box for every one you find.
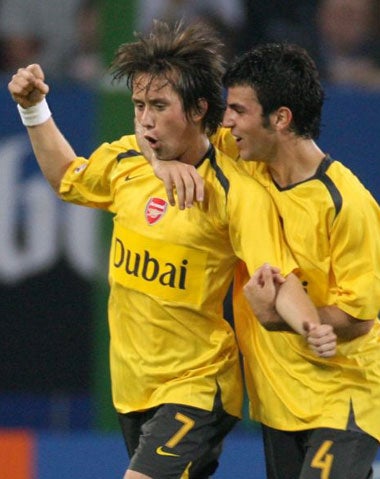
[27,64,49,97]
[26,63,45,81]
[261,263,274,280]
[303,321,316,335]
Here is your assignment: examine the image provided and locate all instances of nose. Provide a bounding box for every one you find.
[222,109,234,128]
[139,107,154,128]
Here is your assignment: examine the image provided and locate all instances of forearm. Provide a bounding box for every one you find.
[318,305,374,340]
[9,64,76,193]
[275,273,320,335]
[26,117,76,193]
[243,266,336,356]
[252,305,293,332]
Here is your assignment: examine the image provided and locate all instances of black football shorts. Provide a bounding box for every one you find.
[262,424,378,479]
[118,400,238,479]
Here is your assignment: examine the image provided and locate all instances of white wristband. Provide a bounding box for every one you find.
[17,98,52,127]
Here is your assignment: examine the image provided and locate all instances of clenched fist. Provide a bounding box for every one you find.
[8,63,49,108]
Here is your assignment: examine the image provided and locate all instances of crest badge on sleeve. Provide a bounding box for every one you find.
[145,197,168,225]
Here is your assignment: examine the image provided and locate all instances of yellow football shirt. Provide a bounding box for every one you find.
[59,134,296,417]
[213,127,380,441]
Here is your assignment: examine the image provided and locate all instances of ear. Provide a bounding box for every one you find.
[192,98,208,122]
[271,106,292,131]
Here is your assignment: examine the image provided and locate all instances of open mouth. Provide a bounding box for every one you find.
[144,135,159,149]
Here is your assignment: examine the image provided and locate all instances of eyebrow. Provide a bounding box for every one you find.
[227,101,246,110]
[132,95,169,103]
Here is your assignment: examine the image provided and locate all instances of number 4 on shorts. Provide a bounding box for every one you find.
[311,440,334,479]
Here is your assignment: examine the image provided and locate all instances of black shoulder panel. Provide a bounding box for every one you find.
[316,156,343,218]
[116,150,141,162]
[206,145,230,195]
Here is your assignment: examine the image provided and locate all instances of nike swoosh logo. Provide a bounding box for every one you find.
[156,446,180,457]
[125,174,142,181]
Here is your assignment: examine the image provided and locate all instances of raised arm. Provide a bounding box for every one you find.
[8,64,76,193]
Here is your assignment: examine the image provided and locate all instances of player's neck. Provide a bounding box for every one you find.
[180,134,210,166]
[268,139,325,187]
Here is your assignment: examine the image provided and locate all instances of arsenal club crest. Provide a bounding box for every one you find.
[145,197,168,225]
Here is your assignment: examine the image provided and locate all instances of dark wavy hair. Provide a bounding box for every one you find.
[223,43,324,139]
[111,19,226,135]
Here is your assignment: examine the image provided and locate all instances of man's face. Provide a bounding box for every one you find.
[223,85,276,162]
[132,73,199,162]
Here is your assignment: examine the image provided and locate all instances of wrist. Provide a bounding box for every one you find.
[254,305,284,329]
[17,98,51,126]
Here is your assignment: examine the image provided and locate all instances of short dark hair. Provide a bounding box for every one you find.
[223,43,324,139]
[111,20,226,135]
